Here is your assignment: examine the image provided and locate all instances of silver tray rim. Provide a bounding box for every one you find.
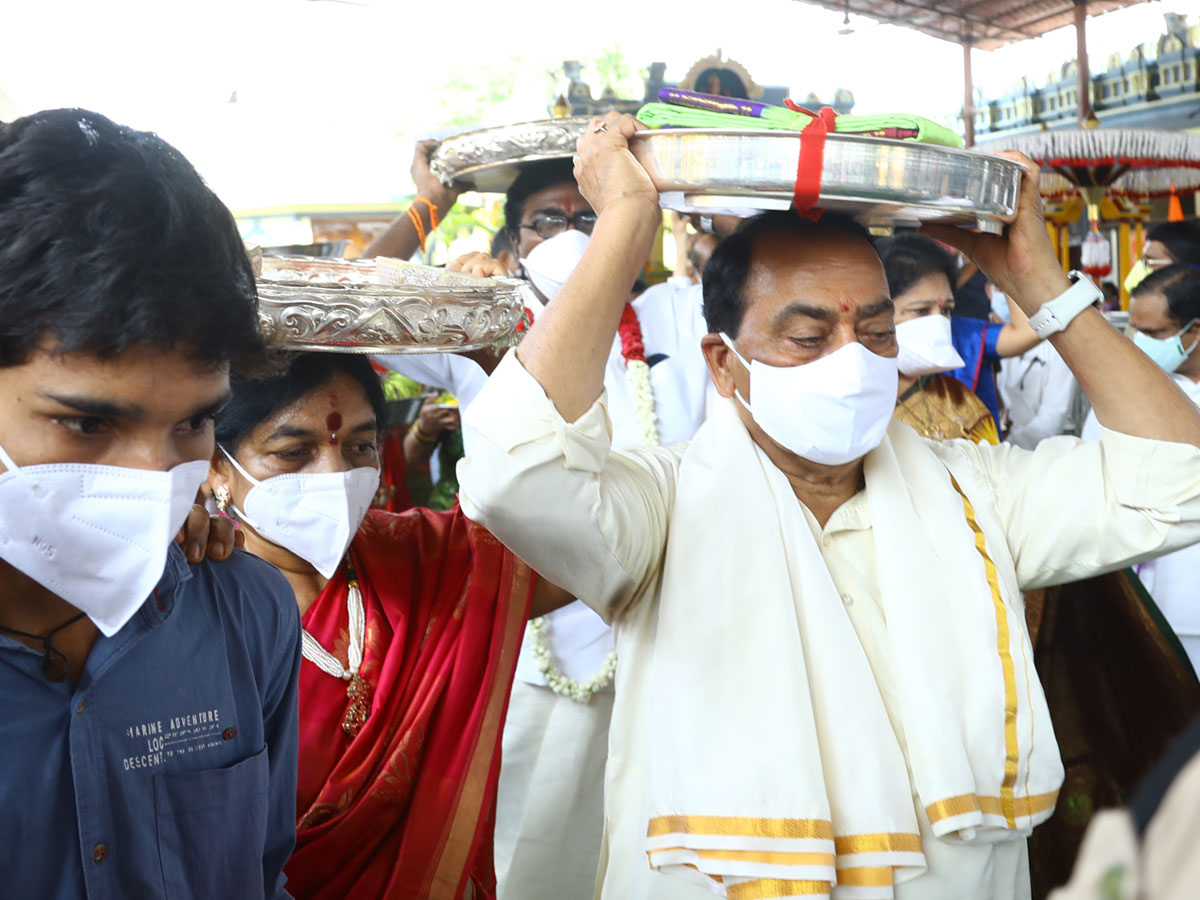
[255,257,526,354]
[430,123,1023,226]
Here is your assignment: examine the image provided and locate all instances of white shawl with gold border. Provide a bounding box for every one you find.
[645,399,1063,899]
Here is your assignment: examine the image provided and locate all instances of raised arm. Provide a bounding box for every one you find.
[458,114,680,619]
[362,140,460,260]
[926,154,1200,449]
[516,112,661,421]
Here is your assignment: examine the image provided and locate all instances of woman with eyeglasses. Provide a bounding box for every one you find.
[207,352,572,900]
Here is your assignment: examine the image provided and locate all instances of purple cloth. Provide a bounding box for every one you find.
[657,87,768,118]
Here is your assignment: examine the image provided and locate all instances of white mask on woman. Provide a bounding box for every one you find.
[0,441,209,636]
[220,448,379,578]
[894,314,966,376]
[520,230,591,301]
[720,335,899,466]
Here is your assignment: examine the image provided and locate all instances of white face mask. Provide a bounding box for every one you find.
[221,448,379,579]
[720,334,899,466]
[895,314,966,376]
[0,441,209,636]
[519,229,591,301]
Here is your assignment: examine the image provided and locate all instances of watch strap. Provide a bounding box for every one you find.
[1027,271,1104,339]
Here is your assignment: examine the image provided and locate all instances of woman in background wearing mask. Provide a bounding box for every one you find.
[207,352,571,900]
[877,234,1002,442]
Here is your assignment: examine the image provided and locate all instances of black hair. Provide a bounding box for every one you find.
[490,226,512,258]
[702,210,873,336]
[873,233,959,300]
[1146,220,1200,267]
[1133,264,1200,328]
[0,108,259,368]
[504,158,578,244]
[215,353,387,454]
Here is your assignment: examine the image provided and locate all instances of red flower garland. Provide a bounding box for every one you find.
[618,303,646,364]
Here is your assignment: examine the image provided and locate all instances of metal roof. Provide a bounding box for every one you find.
[796,0,1145,51]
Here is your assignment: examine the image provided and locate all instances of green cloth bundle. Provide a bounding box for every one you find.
[636,98,962,149]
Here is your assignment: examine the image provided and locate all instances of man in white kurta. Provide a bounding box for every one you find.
[457,114,1200,900]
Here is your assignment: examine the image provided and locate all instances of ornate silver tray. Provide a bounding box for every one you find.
[630,129,1023,232]
[256,257,525,354]
[429,117,591,192]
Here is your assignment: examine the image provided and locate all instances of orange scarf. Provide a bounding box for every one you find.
[285,508,534,899]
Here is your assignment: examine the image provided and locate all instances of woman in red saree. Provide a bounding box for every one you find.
[207,352,570,900]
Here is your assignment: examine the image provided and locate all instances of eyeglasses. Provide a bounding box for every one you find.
[518,212,597,239]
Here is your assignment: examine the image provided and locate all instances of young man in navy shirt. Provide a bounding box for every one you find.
[0,109,300,899]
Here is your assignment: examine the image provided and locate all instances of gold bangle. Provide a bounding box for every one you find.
[409,421,438,444]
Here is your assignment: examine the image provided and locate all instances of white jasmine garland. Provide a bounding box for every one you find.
[625,358,660,447]
[528,615,618,703]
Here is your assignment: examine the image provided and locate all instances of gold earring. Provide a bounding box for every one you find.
[215,485,231,513]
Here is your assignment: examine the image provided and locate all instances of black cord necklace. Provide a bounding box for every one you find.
[0,611,88,681]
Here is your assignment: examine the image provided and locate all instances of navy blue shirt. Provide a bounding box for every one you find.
[0,546,301,899]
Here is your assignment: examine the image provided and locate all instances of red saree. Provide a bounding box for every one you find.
[284,508,535,900]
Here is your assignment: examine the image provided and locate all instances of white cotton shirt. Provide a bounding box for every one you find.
[998,342,1082,449]
[1080,373,1200,674]
[459,352,1200,900]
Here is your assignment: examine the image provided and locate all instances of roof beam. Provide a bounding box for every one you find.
[797,0,1035,44]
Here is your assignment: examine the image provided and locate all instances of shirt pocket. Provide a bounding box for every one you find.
[154,746,269,900]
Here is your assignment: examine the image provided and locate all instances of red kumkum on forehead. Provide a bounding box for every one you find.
[325,412,342,431]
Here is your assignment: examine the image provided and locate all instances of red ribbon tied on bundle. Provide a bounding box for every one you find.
[783,100,839,221]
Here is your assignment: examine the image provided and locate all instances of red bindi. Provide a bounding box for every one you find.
[840,300,852,313]
[326,411,342,444]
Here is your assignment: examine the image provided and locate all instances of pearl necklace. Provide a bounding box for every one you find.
[301,568,371,737]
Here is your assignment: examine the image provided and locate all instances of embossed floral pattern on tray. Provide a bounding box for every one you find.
[429,117,591,190]
[257,257,524,354]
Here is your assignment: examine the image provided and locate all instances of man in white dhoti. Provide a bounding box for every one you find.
[457,113,1200,900]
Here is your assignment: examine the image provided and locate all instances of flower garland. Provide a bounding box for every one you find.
[618,303,660,447]
[528,303,656,703]
[528,615,619,703]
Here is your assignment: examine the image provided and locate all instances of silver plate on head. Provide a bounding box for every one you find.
[429,117,592,192]
[629,129,1023,230]
[256,257,525,354]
